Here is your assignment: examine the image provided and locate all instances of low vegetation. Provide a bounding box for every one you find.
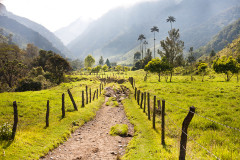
[110,124,128,137]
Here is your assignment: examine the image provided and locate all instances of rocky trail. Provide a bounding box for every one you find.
[41,85,134,160]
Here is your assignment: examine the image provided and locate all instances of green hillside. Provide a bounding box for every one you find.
[194,17,240,58]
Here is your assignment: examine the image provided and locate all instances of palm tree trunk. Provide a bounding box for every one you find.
[154,32,155,58]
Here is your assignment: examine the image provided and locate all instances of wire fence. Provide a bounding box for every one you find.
[129,76,240,159]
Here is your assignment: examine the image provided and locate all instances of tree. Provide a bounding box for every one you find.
[26,44,39,58]
[158,28,184,82]
[134,52,141,64]
[91,65,101,75]
[137,34,146,59]
[45,54,71,84]
[115,65,122,74]
[197,62,208,82]
[70,59,84,71]
[151,26,159,58]
[213,56,239,81]
[33,50,54,71]
[187,47,196,64]
[0,43,26,88]
[166,16,176,30]
[105,58,111,67]
[144,57,170,82]
[143,40,148,56]
[84,55,95,68]
[210,50,216,57]
[102,64,108,73]
[99,56,104,66]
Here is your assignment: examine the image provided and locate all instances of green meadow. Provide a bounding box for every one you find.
[0,75,105,159]
[0,71,239,159]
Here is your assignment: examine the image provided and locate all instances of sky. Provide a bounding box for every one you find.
[1,0,158,32]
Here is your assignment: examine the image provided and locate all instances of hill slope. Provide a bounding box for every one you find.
[194,17,240,58]
[0,3,71,57]
[67,0,240,61]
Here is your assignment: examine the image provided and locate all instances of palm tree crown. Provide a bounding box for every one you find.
[150,26,159,58]
[137,34,146,59]
[166,16,176,30]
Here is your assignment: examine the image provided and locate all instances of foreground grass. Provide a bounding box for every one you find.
[123,70,240,159]
[0,76,104,159]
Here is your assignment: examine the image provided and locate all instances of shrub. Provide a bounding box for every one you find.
[0,122,12,140]
[15,78,42,92]
[110,124,128,136]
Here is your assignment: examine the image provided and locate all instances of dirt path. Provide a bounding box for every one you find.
[41,86,134,160]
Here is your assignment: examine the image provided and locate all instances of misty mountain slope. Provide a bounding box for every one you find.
[67,0,240,61]
[54,18,92,45]
[0,16,60,53]
[194,17,240,58]
[0,3,72,57]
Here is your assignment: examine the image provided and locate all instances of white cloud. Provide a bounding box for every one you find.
[2,0,158,31]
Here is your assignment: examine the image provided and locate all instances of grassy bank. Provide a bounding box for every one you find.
[0,76,105,159]
[122,70,240,159]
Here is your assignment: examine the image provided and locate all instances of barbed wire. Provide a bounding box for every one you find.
[165,114,220,160]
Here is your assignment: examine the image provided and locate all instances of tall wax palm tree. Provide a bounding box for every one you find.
[143,40,148,57]
[166,16,176,30]
[138,34,146,59]
[150,26,159,58]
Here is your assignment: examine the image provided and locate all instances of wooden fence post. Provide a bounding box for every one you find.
[67,89,78,111]
[161,100,165,145]
[147,93,151,120]
[90,88,92,103]
[86,86,88,104]
[100,83,102,95]
[179,106,195,160]
[158,100,161,113]
[97,89,98,99]
[144,92,146,113]
[11,101,18,140]
[93,90,96,100]
[46,100,49,127]
[62,93,65,118]
[82,91,85,107]
[153,96,156,129]
[137,90,140,105]
[135,87,137,100]
[140,92,143,109]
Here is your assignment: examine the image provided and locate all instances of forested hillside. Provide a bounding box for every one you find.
[194,18,240,58]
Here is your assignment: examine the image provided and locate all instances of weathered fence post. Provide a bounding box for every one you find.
[153,96,156,129]
[147,93,151,120]
[179,106,195,160]
[97,89,98,99]
[158,100,161,113]
[67,89,78,111]
[135,87,137,100]
[11,101,18,140]
[161,100,165,145]
[137,90,140,105]
[140,92,143,109]
[62,93,65,118]
[82,91,85,107]
[144,92,146,113]
[93,90,96,100]
[100,83,102,95]
[90,88,92,103]
[86,86,88,104]
[46,100,49,127]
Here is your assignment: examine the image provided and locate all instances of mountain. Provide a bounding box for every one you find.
[67,0,240,62]
[54,17,92,45]
[0,3,72,57]
[217,35,240,58]
[194,18,240,58]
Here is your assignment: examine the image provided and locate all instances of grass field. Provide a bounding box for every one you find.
[0,70,239,159]
[0,75,105,159]
[122,70,240,159]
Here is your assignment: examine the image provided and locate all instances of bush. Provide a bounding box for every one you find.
[0,122,12,140]
[15,78,42,92]
[110,124,128,136]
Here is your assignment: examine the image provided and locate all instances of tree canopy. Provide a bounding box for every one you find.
[84,55,95,68]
